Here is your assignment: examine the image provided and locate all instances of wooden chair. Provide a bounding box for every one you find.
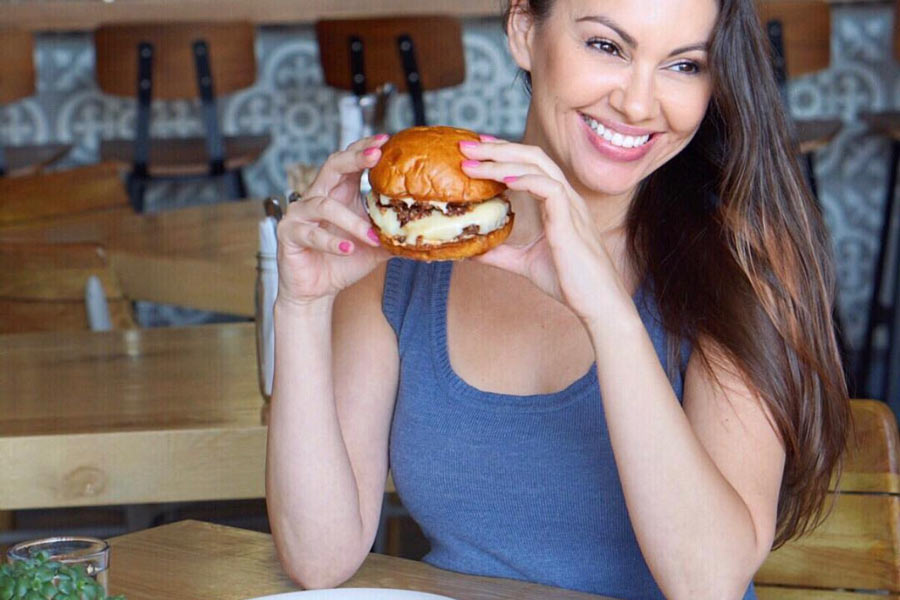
[0,241,136,334]
[94,22,270,212]
[0,161,131,227]
[0,28,72,177]
[756,0,842,199]
[754,399,900,598]
[856,0,900,401]
[315,15,465,127]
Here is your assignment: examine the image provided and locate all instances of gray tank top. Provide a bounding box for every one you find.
[382,258,755,600]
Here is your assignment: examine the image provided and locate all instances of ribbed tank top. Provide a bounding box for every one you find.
[382,258,756,600]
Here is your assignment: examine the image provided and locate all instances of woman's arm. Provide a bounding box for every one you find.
[266,265,399,589]
[461,138,784,599]
[588,298,784,599]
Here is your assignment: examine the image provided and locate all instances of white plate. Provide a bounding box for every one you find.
[247,589,457,600]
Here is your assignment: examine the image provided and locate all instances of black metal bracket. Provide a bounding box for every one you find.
[765,19,789,109]
[193,39,225,176]
[857,139,900,398]
[349,35,367,97]
[397,34,426,126]
[133,41,154,179]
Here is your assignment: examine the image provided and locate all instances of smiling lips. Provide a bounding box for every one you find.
[580,113,656,161]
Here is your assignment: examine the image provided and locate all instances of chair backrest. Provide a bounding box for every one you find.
[0,162,131,227]
[754,399,900,597]
[756,0,831,79]
[0,28,35,105]
[0,241,136,334]
[315,15,465,93]
[94,22,256,99]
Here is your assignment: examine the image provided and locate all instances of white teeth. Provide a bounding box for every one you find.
[582,114,650,149]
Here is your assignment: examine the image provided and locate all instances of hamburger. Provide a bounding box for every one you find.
[366,126,514,261]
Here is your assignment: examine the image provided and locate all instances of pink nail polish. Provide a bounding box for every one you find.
[480,134,498,141]
[375,133,389,141]
[503,176,518,183]
[363,147,379,156]
[339,241,352,253]
[459,140,478,149]
[367,228,380,244]
[461,160,480,168]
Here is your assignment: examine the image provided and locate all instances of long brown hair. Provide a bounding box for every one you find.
[504,0,850,547]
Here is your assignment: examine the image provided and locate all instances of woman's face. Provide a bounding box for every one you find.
[509,0,718,201]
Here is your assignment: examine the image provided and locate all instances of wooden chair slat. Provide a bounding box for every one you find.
[2,144,73,177]
[862,112,900,141]
[0,162,130,226]
[757,586,900,599]
[757,0,831,78]
[757,494,900,591]
[94,22,257,99]
[316,16,465,93]
[99,135,270,176]
[795,119,842,154]
[755,400,900,594]
[0,28,35,104]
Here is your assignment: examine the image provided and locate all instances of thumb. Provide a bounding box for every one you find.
[473,242,530,278]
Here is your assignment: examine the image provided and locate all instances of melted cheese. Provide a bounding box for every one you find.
[366,193,509,245]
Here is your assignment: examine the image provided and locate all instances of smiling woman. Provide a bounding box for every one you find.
[265,1,849,599]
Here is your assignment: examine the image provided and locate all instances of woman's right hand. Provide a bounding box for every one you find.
[276,134,390,307]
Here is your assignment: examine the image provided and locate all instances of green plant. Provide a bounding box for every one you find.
[0,551,125,600]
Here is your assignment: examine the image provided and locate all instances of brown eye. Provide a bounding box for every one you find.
[587,38,621,57]
[671,61,702,74]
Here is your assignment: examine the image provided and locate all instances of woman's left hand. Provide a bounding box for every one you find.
[460,138,626,326]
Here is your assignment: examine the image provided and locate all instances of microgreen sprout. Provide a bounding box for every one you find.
[0,551,125,600]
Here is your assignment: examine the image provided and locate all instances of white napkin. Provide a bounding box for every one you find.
[85,275,113,332]
[257,218,278,398]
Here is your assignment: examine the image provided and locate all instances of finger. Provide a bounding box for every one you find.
[473,243,530,278]
[287,195,380,247]
[278,219,357,256]
[460,159,546,186]
[459,140,565,181]
[503,174,576,234]
[312,134,390,190]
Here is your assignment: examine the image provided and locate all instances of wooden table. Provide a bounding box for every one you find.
[107,520,611,600]
[0,200,260,317]
[0,323,266,510]
[1,0,500,30]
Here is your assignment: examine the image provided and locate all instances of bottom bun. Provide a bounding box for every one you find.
[372,214,514,262]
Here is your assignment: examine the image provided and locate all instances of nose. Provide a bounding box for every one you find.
[608,66,659,124]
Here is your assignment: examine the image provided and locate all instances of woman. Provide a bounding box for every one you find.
[266,0,850,598]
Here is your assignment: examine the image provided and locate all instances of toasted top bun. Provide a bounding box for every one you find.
[369,126,506,204]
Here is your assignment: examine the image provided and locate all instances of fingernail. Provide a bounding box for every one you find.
[339,241,352,253]
[367,228,380,244]
[461,160,480,168]
[480,134,498,141]
[363,147,379,156]
[459,141,479,149]
[503,176,518,183]
[375,133,389,142]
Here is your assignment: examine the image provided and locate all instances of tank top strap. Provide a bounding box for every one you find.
[382,257,438,338]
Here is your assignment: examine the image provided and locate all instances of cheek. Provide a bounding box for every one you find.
[663,83,713,135]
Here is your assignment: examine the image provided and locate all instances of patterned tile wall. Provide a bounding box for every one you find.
[1,10,897,358]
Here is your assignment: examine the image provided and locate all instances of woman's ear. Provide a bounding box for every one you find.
[506,0,535,73]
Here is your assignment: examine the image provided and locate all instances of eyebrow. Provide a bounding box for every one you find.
[575,15,709,56]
